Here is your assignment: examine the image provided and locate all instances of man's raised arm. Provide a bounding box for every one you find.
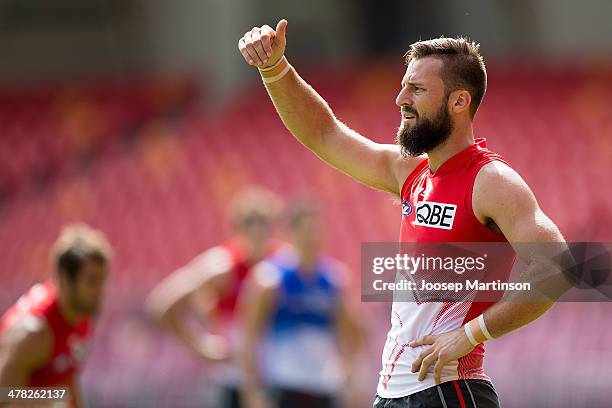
[237,19,420,195]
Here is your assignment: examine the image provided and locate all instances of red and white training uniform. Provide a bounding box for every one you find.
[377,138,516,398]
[0,281,93,389]
[198,237,279,386]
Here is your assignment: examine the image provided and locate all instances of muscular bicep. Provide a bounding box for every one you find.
[313,120,421,195]
[0,317,51,387]
[474,162,565,257]
[0,348,29,386]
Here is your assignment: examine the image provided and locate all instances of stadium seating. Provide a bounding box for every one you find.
[1,63,611,294]
[0,63,610,407]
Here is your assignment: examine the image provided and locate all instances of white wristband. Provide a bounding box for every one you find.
[261,63,291,84]
[478,314,494,340]
[259,57,291,84]
[259,56,285,72]
[464,323,479,347]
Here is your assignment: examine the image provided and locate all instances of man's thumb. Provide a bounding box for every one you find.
[275,19,288,41]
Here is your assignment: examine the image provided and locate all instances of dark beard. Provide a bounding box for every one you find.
[396,102,453,157]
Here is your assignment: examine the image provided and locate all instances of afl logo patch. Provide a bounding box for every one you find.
[413,201,457,230]
[402,198,413,218]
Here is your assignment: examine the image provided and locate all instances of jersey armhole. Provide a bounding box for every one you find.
[464,157,511,242]
[400,158,428,198]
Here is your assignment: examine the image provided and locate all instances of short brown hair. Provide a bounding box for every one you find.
[405,37,487,117]
[228,185,282,228]
[285,199,318,230]
[51,224,112,281]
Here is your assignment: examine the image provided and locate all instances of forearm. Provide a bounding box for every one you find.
[339,342,360,385]
[481,251,574,340]
[261,58,337,149]
[157,307,203,355]
[467,268,559,343]
[70,377,86,408]
[481,300,553,339]
[337,313,363,381]
[466,239,578,343]
[239,348,263,394]
[235,276,275,402]
[466,289,555,345]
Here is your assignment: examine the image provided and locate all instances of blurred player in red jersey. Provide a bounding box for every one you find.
[0,224,112,407]
[145,186,282,408]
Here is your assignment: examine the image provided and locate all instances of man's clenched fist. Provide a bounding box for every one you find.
[238,19,287,69]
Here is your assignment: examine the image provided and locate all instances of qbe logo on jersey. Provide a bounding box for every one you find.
[413,201,457,230]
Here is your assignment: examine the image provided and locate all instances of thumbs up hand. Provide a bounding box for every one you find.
[238,19,288,69]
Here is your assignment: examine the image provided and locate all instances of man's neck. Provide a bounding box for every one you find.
[242,237,265,263]
[427,124,475,173]
[296,248,318,273]
[56,295,82,327]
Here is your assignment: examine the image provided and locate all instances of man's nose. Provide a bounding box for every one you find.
[396,88,413,108]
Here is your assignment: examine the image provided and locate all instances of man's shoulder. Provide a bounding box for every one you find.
[2,314,52,365]
[396,155,428,195]
[185,245,235,278]
[476,160,525,189]
[473,160,537,220]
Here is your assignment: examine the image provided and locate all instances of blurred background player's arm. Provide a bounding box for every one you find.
[0,317,52,407]
[334,267,366,408]
[145,247,233,361]
[238,20,422,196]
[332,264,364,381]
[236,262,279,408]
[68,375,86,408]
[0,317,51,387]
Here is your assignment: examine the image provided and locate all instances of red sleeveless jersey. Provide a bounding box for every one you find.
[205,238,280,386]
[0,282,93,388]
[400,138,511,244]
[215,238,258,316]
[212,237,280,324]
[378,138,517,398]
